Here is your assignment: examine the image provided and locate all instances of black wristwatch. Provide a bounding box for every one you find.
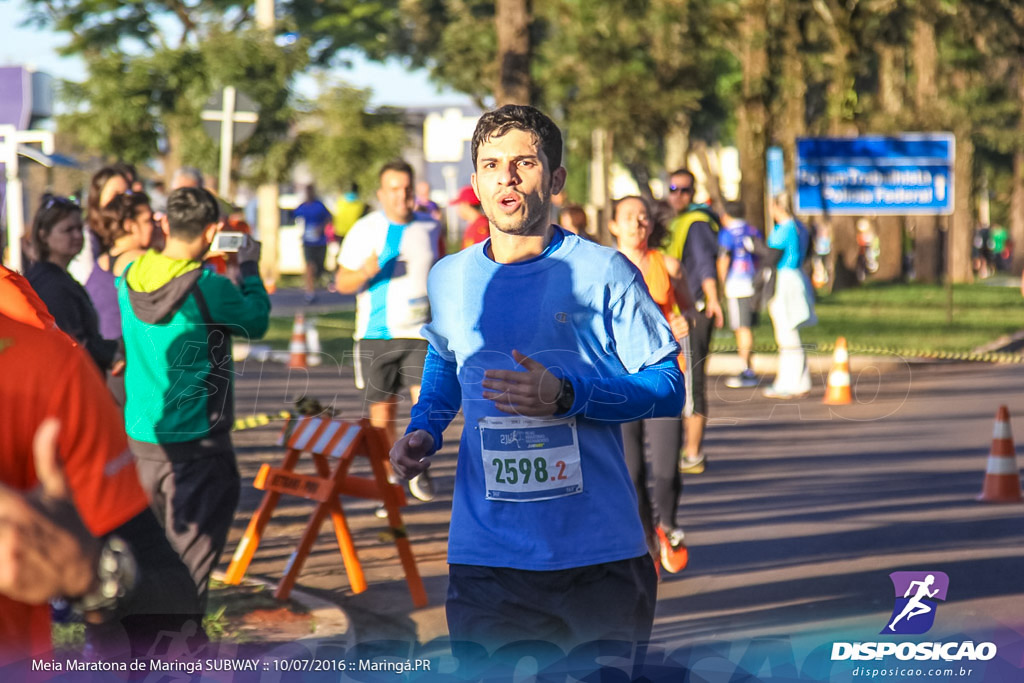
[554,377,575,415]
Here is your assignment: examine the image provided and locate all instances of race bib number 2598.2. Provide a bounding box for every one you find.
[478,416,582,502]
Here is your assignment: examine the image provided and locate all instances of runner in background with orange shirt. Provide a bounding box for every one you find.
[609,195,697,574]
[0,313,201,668]
[0,264,57,330]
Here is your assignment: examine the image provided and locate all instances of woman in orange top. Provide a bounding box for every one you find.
[609,195,696,575]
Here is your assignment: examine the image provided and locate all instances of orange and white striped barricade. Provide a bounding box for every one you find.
[224,416,428,607]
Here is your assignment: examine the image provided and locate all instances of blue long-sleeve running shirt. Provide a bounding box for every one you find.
[407,228,684,571]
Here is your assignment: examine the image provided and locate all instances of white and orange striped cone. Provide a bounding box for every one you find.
[288,312,308,369]
[305,317,322,367]
[978,405,1023,503]
[823,336,852,405]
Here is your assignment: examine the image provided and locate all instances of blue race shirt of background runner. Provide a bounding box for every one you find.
[294,200,332,247]
[718,220,763,298]
[768,218,810,270]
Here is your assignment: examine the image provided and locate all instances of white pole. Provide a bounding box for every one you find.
[442,165,458,245]
[256,0,274,29]
[219,86,236,199]
[0,125,23,272]
[255,0,279,288]
[6,178,25,273]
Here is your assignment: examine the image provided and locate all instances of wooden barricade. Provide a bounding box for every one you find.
[224,416,428,607]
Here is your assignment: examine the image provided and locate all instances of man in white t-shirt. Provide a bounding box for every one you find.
[335,160,444,501]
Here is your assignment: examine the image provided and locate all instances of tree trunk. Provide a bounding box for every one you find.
[692,141,724,211]
[813,0,855,136]
[664,112,691,174]
[775,0,806,200]
[875,216,903,281]
[625,160,655,204]
[877,44,905,120]
[495,0,532,106]
[1012,149,1024,275]
[162,123,185,188]
[813,1,858,288]
[949,126,974,283]
[830,216,860,289]
[909,12,941,283]
[912,17,938,122]
[1012,68,1024,275]
[911,217,940,283]
[589,128,613,245]
[736,0,769,228]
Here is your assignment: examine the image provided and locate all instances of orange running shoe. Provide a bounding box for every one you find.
[656,526,689,574]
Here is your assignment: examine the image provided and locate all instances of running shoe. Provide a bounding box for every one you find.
[374,504,388,519]
[656,526,689,574]
[724,369,758,388]
[408,470,435,502]
[303,292,318,304]
[678,452,706,474]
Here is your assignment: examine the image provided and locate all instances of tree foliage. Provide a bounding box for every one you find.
[27,0,396,187]
[28,0,1024,280]
[297,84,408,194]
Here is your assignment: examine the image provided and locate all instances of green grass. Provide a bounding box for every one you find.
[264,311,356,363]
[714,282,1024,355]
[263,283,1023,362]
[53,579,310,650]
[52,622,85,651]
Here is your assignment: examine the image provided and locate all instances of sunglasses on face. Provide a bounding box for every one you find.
[668,185,694,194]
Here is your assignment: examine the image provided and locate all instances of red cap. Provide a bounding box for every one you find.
[451,185,480,206]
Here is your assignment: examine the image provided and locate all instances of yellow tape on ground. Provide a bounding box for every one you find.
[233,410,294,432]
[709,341,1024,364]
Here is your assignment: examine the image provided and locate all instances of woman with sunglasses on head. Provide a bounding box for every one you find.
[26,194,123,374]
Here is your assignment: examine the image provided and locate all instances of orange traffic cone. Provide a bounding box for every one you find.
[288,312,308,369]
[823,336,852,405]
[978,405,1022,503]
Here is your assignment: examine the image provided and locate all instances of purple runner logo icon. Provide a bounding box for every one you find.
[882,571,949,635]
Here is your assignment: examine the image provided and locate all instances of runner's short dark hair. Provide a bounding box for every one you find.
[722,199,745,220]
[611,195,649,222]
[472,105,562,171]
[166,187,219,240]
[378,159,414,183]
[669,168,695,183]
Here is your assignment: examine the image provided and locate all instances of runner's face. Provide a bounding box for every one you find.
[667,173,694,214]
[609,198,650,251]
[472,128,565,237]
[378,170,414,224]
[129,205,156,248]
[45,214,85,262]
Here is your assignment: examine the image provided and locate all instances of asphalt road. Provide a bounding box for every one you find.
[225,355,1024,681]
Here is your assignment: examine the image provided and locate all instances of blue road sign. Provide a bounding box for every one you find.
[795,134,954,216]
[767,146,785,199]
